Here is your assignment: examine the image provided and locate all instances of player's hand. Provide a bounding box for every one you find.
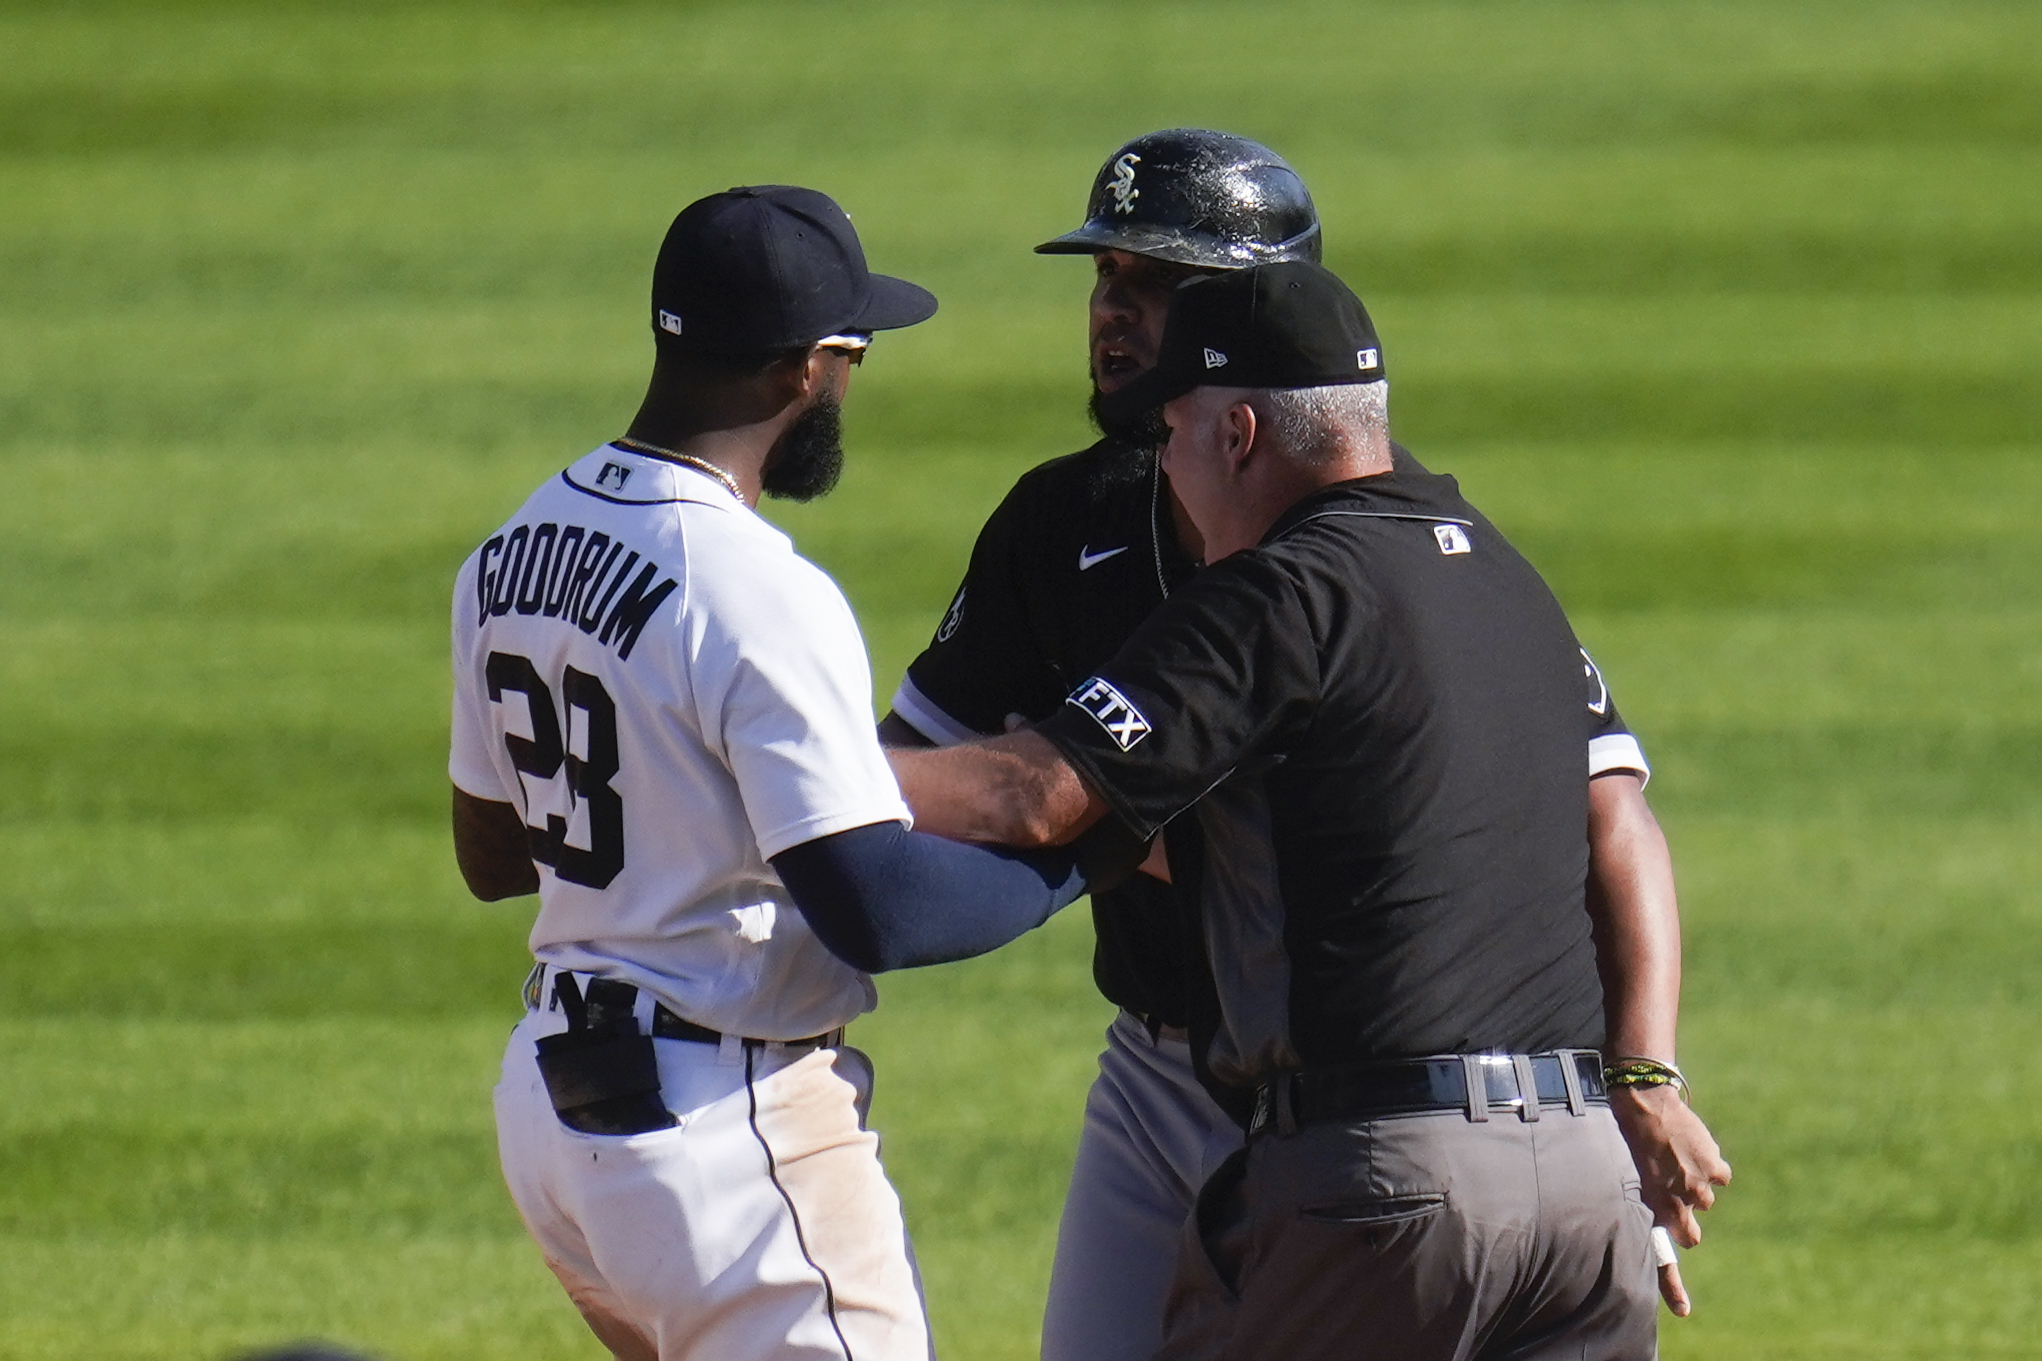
[1656,1254,1691,1318]
[1608,1083,1731,1314]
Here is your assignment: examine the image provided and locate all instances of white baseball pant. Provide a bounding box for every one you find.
[1040,1010,1244,1361]
[494,986,933,1361]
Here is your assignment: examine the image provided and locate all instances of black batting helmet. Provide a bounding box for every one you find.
[1034,128,1321,269]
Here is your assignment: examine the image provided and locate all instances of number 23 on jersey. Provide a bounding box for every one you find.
[486,651,625,889]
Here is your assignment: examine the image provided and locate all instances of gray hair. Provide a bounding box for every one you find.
[1249,380,1388,466]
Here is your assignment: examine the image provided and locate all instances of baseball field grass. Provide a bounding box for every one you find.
[4,1,2039,1357]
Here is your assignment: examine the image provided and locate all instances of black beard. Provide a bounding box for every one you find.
[761,394,845,502]
[1087,383,1168,451]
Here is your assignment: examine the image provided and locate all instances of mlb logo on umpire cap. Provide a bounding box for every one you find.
[1070,676,1151,751]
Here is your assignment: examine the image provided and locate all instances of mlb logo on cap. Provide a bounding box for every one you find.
[1357,347,1378,369]
[658,310,684,335]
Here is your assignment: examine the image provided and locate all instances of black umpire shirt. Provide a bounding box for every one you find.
[1035,463,1607,1091]
[895,440,1641,1034]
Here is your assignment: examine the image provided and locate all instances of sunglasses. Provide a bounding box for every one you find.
[817,332,871,366]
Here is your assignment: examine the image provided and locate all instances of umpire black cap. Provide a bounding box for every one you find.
[1096,261,1384,426]
[651,186,938,353]
[1035,129,1322,269]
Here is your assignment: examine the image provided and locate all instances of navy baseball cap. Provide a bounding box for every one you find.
[1096,260,1384,427]
[650,186,938,352]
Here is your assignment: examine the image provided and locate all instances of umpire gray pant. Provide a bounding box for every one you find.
[1156,1104,1658,1361]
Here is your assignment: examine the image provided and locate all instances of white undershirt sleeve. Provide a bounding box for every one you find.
[1588,732,1650,785]
[888,674,985,748]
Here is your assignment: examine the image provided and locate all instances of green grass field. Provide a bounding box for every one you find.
[4,2,2039,1356]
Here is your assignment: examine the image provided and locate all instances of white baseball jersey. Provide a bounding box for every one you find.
[450,445,910,1041]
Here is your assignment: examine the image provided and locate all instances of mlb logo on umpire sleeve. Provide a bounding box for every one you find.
[1433,524,1472,555]
[1070,677,1151,751]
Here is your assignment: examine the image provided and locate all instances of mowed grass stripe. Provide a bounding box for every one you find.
[1,1,2035,1358]
[8,158,2042,308]
[0,1232,589,1361]
[4,1,2039,156]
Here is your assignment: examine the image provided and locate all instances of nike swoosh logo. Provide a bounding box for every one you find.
[1078,545,1130,571]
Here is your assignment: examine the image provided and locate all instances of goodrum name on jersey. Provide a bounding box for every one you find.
[475,521,677,661]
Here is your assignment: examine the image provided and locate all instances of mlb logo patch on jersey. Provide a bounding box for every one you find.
[1433,524,1472,555]
[1070,676,1151,751]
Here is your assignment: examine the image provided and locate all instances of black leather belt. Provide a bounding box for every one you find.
[650,1002,837,1051]
[1249,1050,1606,1136]
[525,965,838,1050]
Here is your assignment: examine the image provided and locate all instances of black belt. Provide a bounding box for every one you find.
[526,965,838,1050]
[650,1003,837,1051]
[1249,1050,1606,1136]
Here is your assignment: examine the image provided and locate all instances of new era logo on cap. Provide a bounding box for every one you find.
[1070,676,1151,751]
[1203,347,1228,369]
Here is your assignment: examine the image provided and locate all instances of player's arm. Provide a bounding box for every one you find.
[1577,662,1733,1311]
[893,556,1310,853]
[448,550,539,902]
[889,728,1107,846]
[1584,771,1732,1316]
[451,785,539,901]
[1587,772,1679,1069]
[771,815,1140,972]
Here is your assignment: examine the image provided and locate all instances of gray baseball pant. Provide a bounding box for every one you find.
[1041,1010,1245,1361]
[1158,1103,1658,1361]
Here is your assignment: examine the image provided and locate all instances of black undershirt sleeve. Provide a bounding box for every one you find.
[1035,553,1322,839]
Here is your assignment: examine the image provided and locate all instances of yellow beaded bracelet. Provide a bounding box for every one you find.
[1604,1056,1690,1104]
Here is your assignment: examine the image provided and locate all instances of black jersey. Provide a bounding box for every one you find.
[893,440,1645,1028]
[1037,468,1609,1086]
[893,437,1199,1022]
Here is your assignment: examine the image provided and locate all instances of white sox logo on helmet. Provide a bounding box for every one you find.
[1110,154,1141,215]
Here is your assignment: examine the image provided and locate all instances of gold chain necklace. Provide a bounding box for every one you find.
[611,436,747,503]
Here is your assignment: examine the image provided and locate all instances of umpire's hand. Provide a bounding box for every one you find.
[1610,1085,1733,1316]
